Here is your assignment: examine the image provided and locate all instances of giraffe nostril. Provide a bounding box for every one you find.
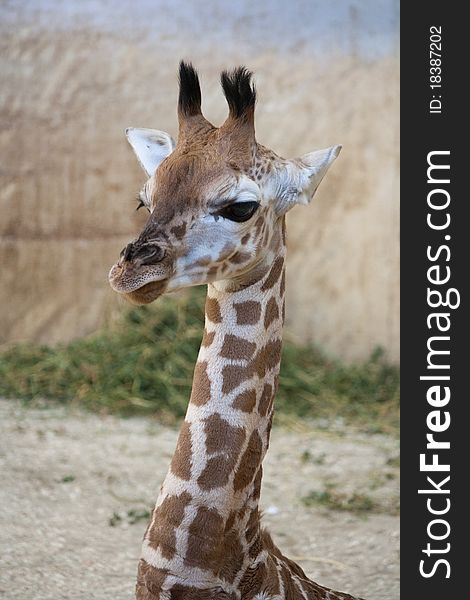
[120,243,134,262]
[138,245,166,266]
[120,242,165,265]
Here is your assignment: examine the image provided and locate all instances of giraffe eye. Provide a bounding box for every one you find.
[218,201,259,223]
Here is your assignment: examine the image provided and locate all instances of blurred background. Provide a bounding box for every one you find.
[0,3,400,599]
[0,0,399,363]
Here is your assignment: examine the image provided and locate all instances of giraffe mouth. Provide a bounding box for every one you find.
[108,263,169,305]
[120,279,168,305]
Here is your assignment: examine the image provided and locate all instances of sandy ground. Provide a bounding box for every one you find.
[0,399,399,599]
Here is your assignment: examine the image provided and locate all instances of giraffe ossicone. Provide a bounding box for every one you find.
[109,62,361,600]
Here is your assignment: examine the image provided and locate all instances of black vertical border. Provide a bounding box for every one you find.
[401,3,467,598]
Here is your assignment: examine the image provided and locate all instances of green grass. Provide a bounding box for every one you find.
[301,486,378,515]
[301,480,400,516]
[109,508,152,527]
[0,288,399,434]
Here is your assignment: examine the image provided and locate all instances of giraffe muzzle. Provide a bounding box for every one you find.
[109,239,173,303]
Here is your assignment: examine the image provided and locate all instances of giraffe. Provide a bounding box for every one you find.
[109,62,361,600]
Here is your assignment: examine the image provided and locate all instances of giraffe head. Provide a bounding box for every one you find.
[109,62,341,304]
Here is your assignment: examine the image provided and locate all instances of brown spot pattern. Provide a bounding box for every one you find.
[196,255,212,267]
[266,415,274,448]
[232,388,257,412]
[245,508,259,543]
[280,561,300,598]
[219,530,245,583]
[198,414,246,490]
[201,329,215,347]
[190,361,211,406]
[253,339,282,378]
[170,222,186,239]
[243,263,271,287]
[280,269,286,297]
[170,421,192,479]
[136,561,169,598]
[220,334,257,361]
[168,584,232,600]
[284,555,309,580]
[261,257,284,291]
[205,297,222,323]
[222,338,281,394]
[258,383,273,417]
[147,491,192,558]
[222,364,250,394]
[197,456,233,489]
[281,216,287,245]
[301,577,340,599]
[252,467,263,501]
[249,533,262,559]
[203,413,246,456]
[264,556,281,596]
[224,510,237,533]
[264,297,279,329]
[239,562,267,599]
[185,506,224,570]
[234,300,262,325]
[237,505,248,524]
[241,233,250,245]
[233,430,263,491]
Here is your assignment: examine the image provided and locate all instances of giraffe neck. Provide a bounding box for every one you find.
[140,235,286,590]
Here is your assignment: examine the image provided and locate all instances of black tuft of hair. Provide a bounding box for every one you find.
[178,61,202,117]
[220,67,256,120]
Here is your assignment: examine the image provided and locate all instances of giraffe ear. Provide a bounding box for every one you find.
[274,145,342,214]
[126,128,176,176]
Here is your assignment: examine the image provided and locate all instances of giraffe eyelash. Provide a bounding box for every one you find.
[136,193,150,213]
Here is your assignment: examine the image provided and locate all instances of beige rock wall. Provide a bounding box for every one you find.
[0,18,398,362]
